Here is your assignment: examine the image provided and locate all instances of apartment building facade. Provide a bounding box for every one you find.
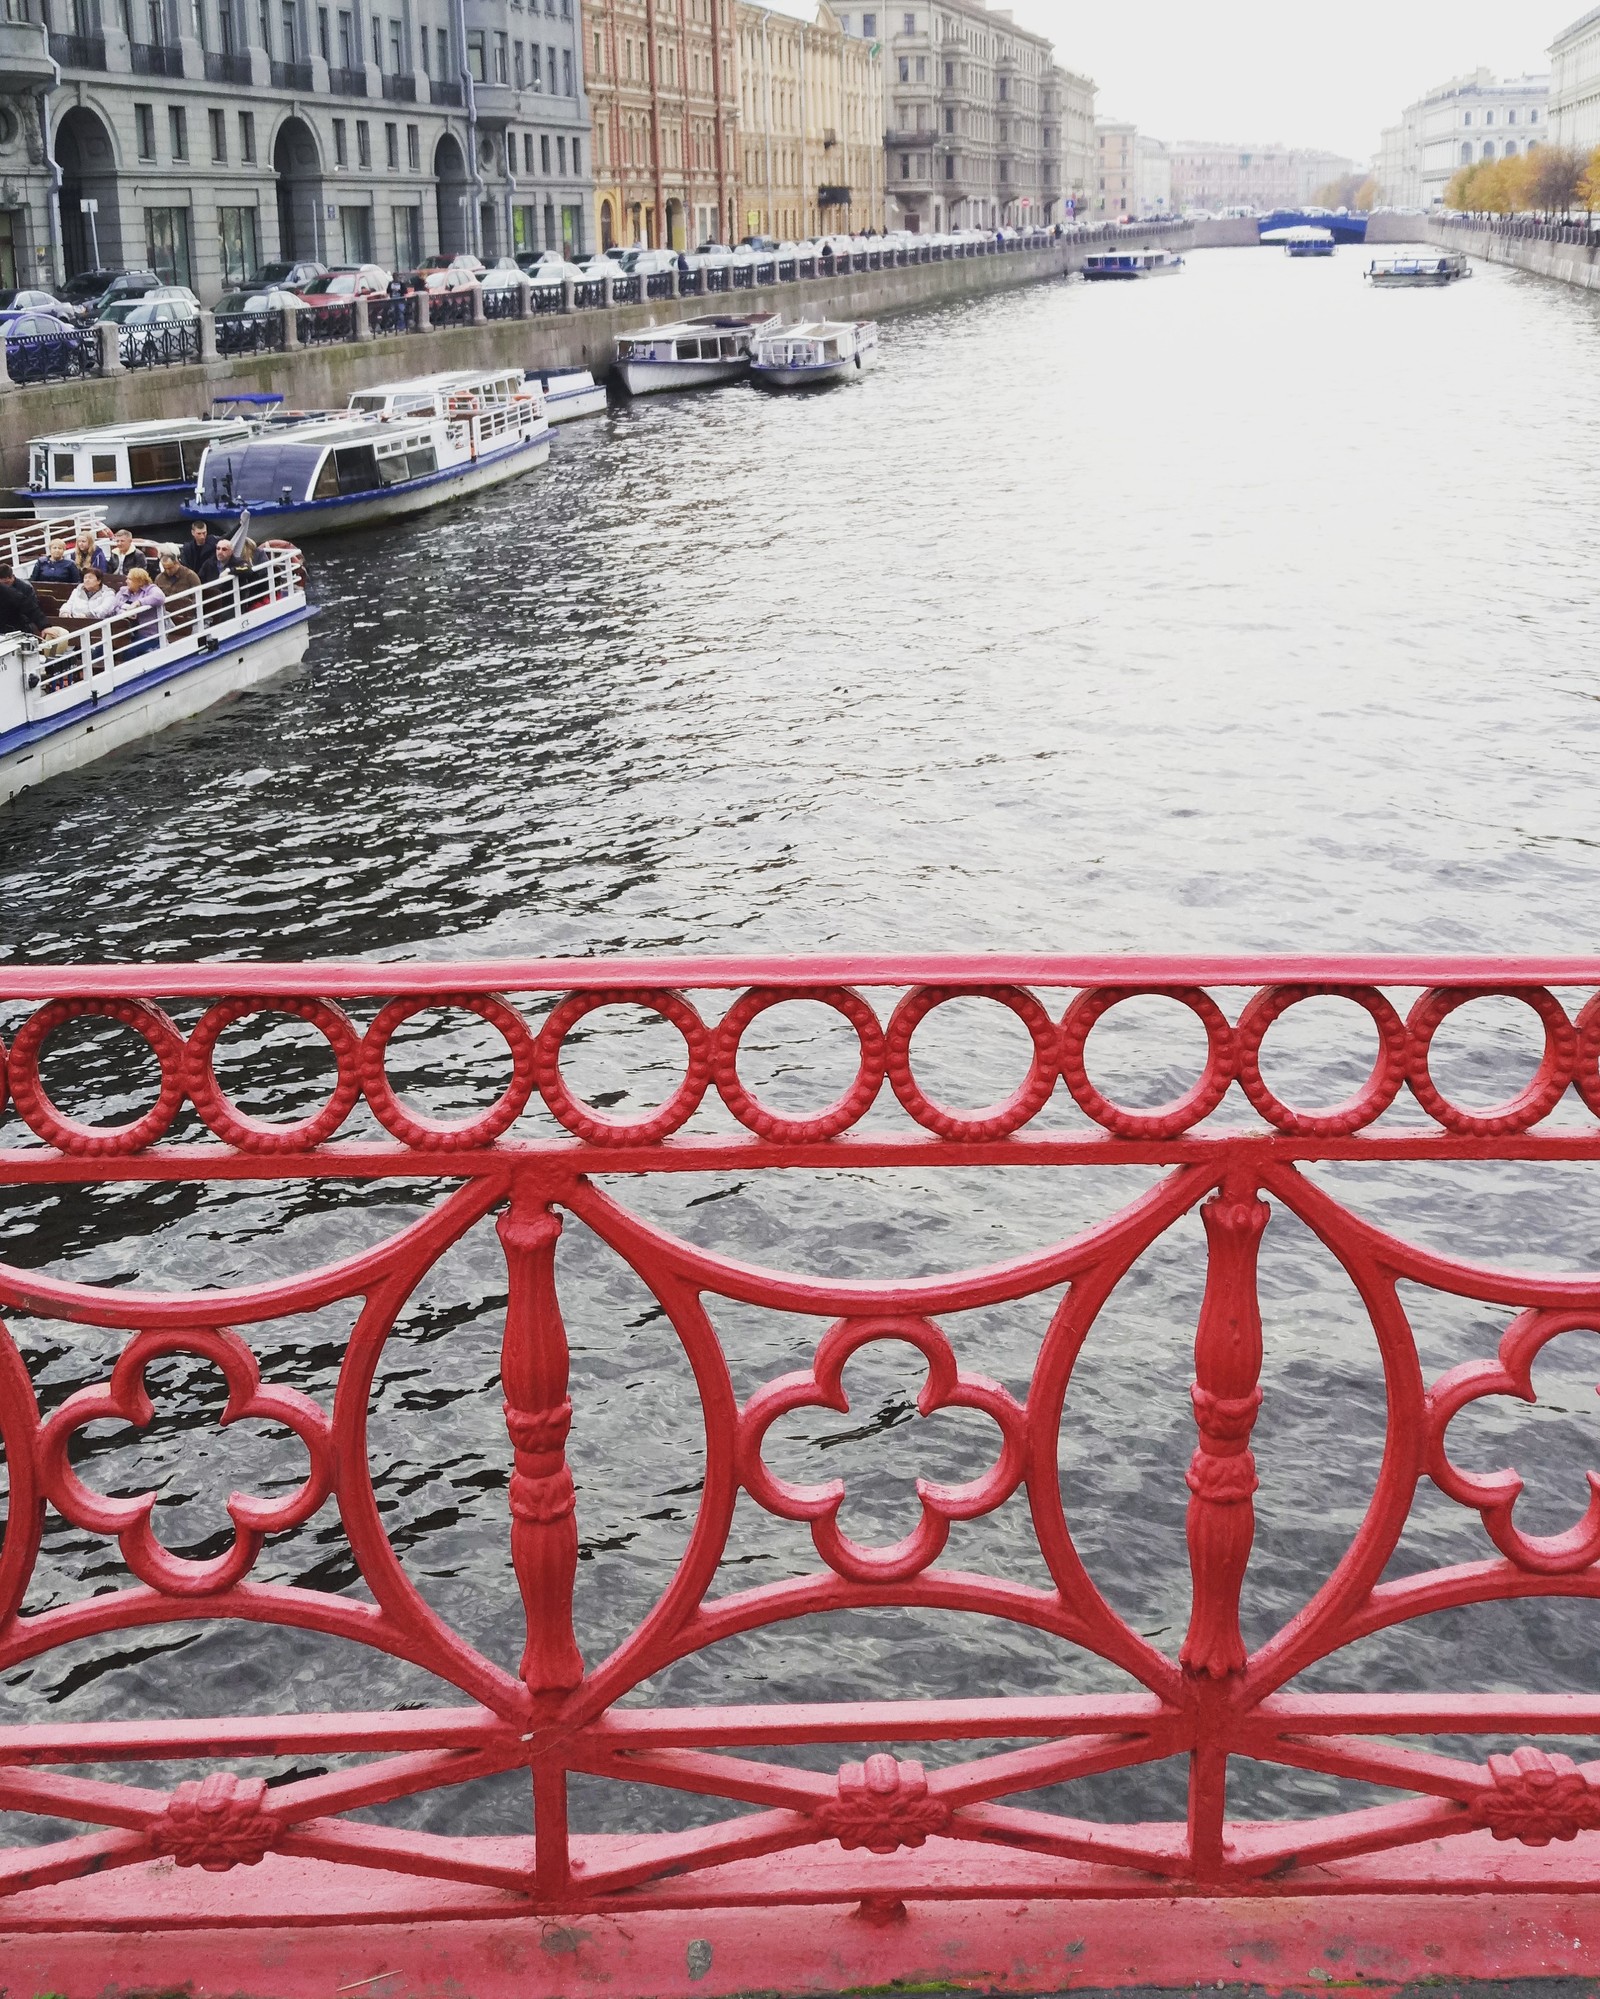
[735,0,881,239]
[583,0,739,248]
[1552,6,1600,154]
[1053,61,1092,214]
[1166,141,1353,214]
[1091,116,1133,217]
[0,0,591,298]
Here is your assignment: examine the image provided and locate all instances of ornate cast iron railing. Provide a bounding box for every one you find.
[6,955,1600,1968]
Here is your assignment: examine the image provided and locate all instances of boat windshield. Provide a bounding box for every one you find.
[197,438,330,508]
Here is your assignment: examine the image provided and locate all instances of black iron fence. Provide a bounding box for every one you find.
[121,319,202,370]
[296,301,357,345]
[427,288,474,327]
[6,326,100,386]
[213,311,286,356]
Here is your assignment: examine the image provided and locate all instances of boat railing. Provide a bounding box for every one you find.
[0,513,103,576]
[20,550,302,731]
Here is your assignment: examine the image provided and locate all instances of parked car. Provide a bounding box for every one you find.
[79,270,162,321]
[309,263,393,300]
[56,268,119,307]
[3,310,91,379]
[141,284,201,308]
[248,259,329,292]
[215,287,314,315]
[116,297,200,365]
[515,249,570,276]
[0,289,74,321]
[739,234,779,253]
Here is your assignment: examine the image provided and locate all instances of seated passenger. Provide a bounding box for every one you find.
[103,529,139,577]
[32,537,80,586]
[72,529,112,576]
[0,560,48,635]
[61,568,120,620]
[176,521,220,583]
[154,548,201,633]
[114,566,166,657]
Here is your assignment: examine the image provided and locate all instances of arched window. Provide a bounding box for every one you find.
[1460,141,1472,164]
[1482,140,1495,159]
[1504,139,1517,156]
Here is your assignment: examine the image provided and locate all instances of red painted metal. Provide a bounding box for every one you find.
[9,957,1600,1989]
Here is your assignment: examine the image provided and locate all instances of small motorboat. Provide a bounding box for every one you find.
[1366,253,1471,289]
[1264,225,1336,258]
[1,512,311,807]
[526,368,608,422]
[186,368,550,535]
[613,314,776,394]
[750,319,878,389]
[1082,250,1185,281]
[24,413,259,527]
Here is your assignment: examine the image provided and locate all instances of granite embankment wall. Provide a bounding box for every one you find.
[0,230,1185,489]
[1425,216,1600,288]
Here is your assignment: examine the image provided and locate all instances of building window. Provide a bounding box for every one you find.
[145,206,193,285]
[208,105,227,160]
[239,109,256,160]
[466,26,485,76]
[316,3,328,52]
[529,40,540,83]
[1530,107,1539,123]
[944,153,953,178]
[333,115,347,164]
[135,101,156,159]
[1462,111,1471,126]
[997,74,1006,99]
[562,45,571,91]
[168,105,188,157]
[862,9,874,31]
[340,203,373,260]
[1460,141,1471,164]
[369,13,379,61]
[943,105,952,131]
[1508,108,1517,125]
[523,130,532,171]
[385,119,397,166]
[900,151,909,177]
[494,28,508,78]
[943,58,952,82]
[1484,110,1494,125]
[389,17,402,68]
[217,204,258,283]
[901,9,912,26]
[513,202,536,249]
[514,38,523,83]
[557,134,566,171]
[1482,140,1494,159]
[572,135,580,173]
[357,117,370,165]
[547,40,555,83]
[914,52,923,76]
[541,132,550,170]
[897,53,906,78]
[419,23,429,70]
[393,203,420,264]
[407,121,419,169]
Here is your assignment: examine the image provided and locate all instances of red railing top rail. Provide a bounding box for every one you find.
[4,951,1600,1000]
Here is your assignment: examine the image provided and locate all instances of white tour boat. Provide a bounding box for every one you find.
[1082,250,1185,281]
[1366,252,1471,289]
[750,319,878,389]
[23,414,260,528]
[186,368,550,536]
[0,513,311,807]
[1265,225,1337,258]
[527,368,609,421]
[613,315,776,395]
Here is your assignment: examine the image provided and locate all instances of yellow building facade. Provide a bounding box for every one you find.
[735,0,884,240]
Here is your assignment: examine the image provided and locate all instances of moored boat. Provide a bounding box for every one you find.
[1258,208,1368,244]
[0,513,311,807]
[527,368,609,421]
[613,315,776,394]
[186,368,550,535]
[1366,252,1471,289]
[1265,225,1336,258]
[750,319,878,389]
[23,414,259,528]
[1082,250,1185,281]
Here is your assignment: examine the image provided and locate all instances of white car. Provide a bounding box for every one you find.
[118,297,200,364]
[143,284,201,307]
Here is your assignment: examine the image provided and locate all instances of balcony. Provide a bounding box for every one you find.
[47,29,105,66]
[429,75,462,104]
[328,63,367,92]
[204,47,251,81]
[270,55,312,86]
[130,38,183,73]
[381,69,416,99]
[0,15,56,81]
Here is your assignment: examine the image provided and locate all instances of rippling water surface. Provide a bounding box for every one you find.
[5,243,1600,1838]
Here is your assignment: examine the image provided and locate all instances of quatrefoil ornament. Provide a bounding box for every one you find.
[1427,1308,1600,1576]
[37,1327,335,1597]
[736,1315,1027,1584]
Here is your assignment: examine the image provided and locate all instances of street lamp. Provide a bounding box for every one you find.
[80,196,100,269]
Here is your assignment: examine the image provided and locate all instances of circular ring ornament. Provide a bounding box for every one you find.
[1235,983,1407,1136]
[186,997,363,1153]
[1405,985,1576,1136]
[712,986,885,1142]
[1060,986,1236,1139]
[361,993,537,1149]
[0,1030,9,1125]
[1570,991,1600,1121]
[885,985,1059,1140]
[7,998,187,1155]
[534,988,712,1144]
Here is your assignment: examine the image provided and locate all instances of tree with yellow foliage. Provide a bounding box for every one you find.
[1445,152,1537,214]
[1578,144,1600,213]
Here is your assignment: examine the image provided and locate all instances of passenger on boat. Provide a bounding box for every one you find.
[32,538,80,586]
[0,561,68,652]
[103,529,139,577]
[61,569,119,621]
[154,547,202,634]
[176,523,219,584]
[113,567,165,657]
[72,529,111,575]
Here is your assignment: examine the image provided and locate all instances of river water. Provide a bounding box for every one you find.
[5,242,1600,1842]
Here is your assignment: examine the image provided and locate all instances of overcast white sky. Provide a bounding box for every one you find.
[1033,0,1575,161]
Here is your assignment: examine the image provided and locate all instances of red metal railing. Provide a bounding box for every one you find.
[5,955,1600,1979]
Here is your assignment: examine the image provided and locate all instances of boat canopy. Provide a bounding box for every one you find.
[197,437,331,508]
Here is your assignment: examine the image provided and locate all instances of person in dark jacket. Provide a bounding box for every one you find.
[0,561,46,635]
[176,522,219,583]
[32,538,80,585]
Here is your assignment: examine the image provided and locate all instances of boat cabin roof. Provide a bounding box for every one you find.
[347,368,524,413]
[28,416,253,450]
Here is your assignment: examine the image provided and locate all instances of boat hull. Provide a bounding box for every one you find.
[0,608,312,808]
[617,357,749,395]
[185,432,550,537]
[27,485,193,529]
[1367,270,1465,288]
[546,384,609,421]
[1287,244,1335,258]
[751,349,875,389]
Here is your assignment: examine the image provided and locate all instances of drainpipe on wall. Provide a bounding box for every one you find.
[759,8,771,236]
[708,0,727,242]
[39,65,64,288]
[453,0,483,252]
[643,0,663,245]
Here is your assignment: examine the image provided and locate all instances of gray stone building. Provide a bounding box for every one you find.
[833,0,1056,231]
[0,0,592,302]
